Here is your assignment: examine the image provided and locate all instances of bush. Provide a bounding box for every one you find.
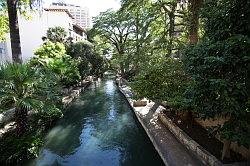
[132,57,190,110]
[0,63,63,164]
[0,129,43,165]
[183,35,250,147]
[46,26,67,43]
[33,41,81,87]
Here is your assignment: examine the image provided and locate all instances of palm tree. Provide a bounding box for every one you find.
[0,63,61,136]
[6,0,41,63]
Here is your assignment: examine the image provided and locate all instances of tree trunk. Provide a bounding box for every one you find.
[7,0,22,63]
[120,62,125,77]
[189,0,203,44]
[168,11,175,55]
[221,139,231,160]
[14,107,28,136]
[167,3,177,56]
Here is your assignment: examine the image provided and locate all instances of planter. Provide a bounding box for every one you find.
[159,112,222,166]
[133,100,147,107]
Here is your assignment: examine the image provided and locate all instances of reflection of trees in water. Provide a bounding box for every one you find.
[35,80,163,166]
[42,81,107,156]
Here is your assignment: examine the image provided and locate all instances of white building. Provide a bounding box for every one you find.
[0,8,86,63]
[50,2,91,29]
[0,38,12,64]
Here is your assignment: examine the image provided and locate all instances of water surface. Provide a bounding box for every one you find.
[27,79,164,166]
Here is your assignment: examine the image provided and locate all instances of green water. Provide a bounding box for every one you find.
[27,79,164,166]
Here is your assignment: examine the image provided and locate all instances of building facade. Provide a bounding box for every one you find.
[51,2,91,29]
[0,8,86,63]
[0,39,11,64]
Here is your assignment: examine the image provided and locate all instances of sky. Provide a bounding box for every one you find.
[44,0,121,17]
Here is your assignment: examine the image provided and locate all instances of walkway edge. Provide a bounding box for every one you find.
[117,86,168,165]
[117,80,205,166]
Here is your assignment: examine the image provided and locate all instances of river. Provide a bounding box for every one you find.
[27,79,164,166]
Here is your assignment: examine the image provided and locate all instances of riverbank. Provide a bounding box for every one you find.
[116,78,204,166]
[0,78,93,165]
[0,77,93,138]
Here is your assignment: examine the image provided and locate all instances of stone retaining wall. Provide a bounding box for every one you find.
[159,113,222,166]
[118,83,169,166]
[116,77,206,166]
[0,108,15,126]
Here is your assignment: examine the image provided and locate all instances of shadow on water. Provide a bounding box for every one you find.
[26,79,164,166]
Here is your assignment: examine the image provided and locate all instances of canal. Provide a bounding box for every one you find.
[27,79,164,166]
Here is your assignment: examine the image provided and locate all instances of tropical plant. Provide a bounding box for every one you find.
[0,63,62,136]
[0,129,43,165]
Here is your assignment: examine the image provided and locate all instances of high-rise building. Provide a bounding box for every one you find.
[50,2,91,29]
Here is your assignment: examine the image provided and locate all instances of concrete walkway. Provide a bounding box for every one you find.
[118,85,204,166]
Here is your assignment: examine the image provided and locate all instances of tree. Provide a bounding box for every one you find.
[119,0,157,76]
[188,0,203,44]
[46,26,67,43]
[67,41,106,77]
[93,10,133,77]
[33,41,81,87]
[183,0,250,159]
[6,0,41,63]
[132,57,189,110]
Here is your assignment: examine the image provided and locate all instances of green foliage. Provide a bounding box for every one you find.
[183,0,250,147]
[0,6,8,41]
[46,26,67,43]
[201,0,250,41]
[184,35,249,116]
[0,129,43,165]
[33,41,81,86]
[132,57,190,110]
[67,41,106,77]
[0,63,62,134]
[184,35,250,146]
[34,41,66,59]
[93,9,133,76]
[92,0,190,78]
[0,62,62,164]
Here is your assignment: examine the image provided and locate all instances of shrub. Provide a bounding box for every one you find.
[132,57,190,110]
[0,63,62,134]
[46,26,67,43]
[0,129,43,165]
[33,41,81,87]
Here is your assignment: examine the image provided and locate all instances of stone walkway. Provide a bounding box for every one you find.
[119,85,204,166]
